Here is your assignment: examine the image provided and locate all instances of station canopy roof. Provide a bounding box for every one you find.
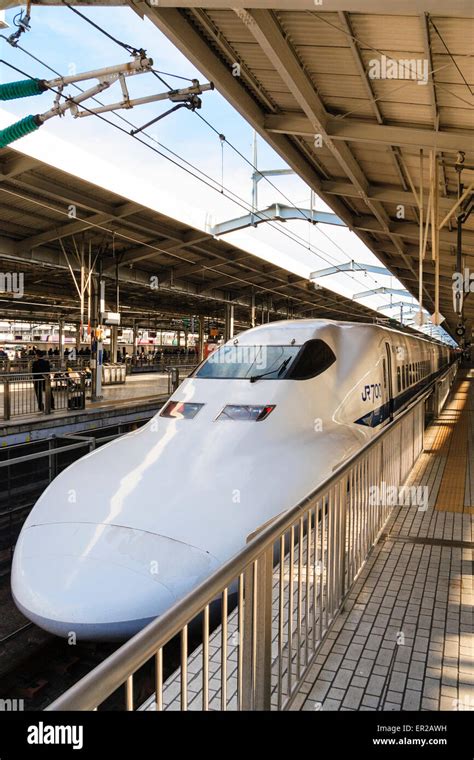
[0,146,380,328]
[0,1,472,337]
[135,1,473,338]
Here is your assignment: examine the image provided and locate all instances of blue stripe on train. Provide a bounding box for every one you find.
[354,365,451,428]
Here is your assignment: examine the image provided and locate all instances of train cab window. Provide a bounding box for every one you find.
[286,339,336,380]
[193,340,335,381]
[193,344,300,380]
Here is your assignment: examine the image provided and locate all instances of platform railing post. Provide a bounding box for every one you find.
[3,377,10,421]
[242,545,273,710]
[44,374,52,415]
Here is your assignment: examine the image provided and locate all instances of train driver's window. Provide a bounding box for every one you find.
[287,339,336,380]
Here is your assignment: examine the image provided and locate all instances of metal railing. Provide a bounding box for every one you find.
[45,367,457,712]
[0,357,91,373]
[166,364,197,394]
[1,372,86,421]
[130,355,198,374]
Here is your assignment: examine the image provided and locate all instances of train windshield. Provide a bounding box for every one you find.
[194,345,300,380]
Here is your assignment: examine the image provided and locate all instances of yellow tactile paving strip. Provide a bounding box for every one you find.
[434,373,474,514]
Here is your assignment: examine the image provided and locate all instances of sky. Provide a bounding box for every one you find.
[0,3,451,339]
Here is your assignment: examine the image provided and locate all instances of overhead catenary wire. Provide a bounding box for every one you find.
[0,53,389,303]
[30,3,452,335]
[193,111,399,304]
[50,3,404,303]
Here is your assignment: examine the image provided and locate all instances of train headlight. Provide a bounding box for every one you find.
[160,401,204,419]
[216,404,275,421]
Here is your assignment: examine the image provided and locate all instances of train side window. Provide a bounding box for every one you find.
[286,339,336,380]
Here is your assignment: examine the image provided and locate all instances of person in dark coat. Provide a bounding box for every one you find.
[32,350,54,411]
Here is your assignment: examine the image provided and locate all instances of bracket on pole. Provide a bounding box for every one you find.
[0,55,214,148]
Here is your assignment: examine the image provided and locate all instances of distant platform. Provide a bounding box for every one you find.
[0,373,169,446]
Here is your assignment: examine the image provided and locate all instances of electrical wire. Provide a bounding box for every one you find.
[0,50,386,302]
[194,110,399,302]
[53,2,400,300]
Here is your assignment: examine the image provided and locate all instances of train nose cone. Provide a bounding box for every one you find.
[11,523,219,640]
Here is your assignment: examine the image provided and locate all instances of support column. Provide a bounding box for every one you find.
[224,302,235,341]
[250,293,256,327]
[198,315,205,362]
[91,278,104,402]
[58,318,65,369]
[176,329,181,349]
[111,326,119,363]
[132,320,138,362]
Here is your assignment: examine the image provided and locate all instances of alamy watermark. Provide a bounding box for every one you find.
[452,269,474,294]
[369,483,429,511]
[0,271,24,299]
[207,345,268,370]
[368,55,428,86]
[0,698,25,711]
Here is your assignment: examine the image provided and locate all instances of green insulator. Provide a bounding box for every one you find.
[0,78,45,101]
[0,115,41,149]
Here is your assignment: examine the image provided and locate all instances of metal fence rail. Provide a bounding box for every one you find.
[0,357,91,373]
[1,372,86,421]
[46,365,459,713]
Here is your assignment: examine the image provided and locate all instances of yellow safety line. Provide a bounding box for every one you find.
[434,375,474,514]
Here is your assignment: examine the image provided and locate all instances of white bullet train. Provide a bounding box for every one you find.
[12,320,452,640]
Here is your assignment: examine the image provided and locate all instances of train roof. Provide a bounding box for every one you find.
[233,319,452,349]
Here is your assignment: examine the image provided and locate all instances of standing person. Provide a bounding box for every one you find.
[32,350,54,411]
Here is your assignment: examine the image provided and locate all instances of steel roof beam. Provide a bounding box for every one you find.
[320,180,458,211]
[237,8,424,293]
[265,114,473,155]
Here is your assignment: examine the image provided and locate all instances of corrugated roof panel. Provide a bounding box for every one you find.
[440,107,474,130]
[429,16,474,56]
[320,96,376,119]
[260,90,302,110]
[437,85,474,109]
[295,46,357,76]
[222,41,275,71]
[376,102,434,126]
[432,53,474,85]
[309,74,371,101]
[349,14,425,53]
[369,78,433,107]
[204,9,259,43]
[277,10,347,47]
[356,161,402,185]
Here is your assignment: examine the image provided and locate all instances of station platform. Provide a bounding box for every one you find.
[140,370,473,713]
[292,371,473,712]
[0,373,169,446]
